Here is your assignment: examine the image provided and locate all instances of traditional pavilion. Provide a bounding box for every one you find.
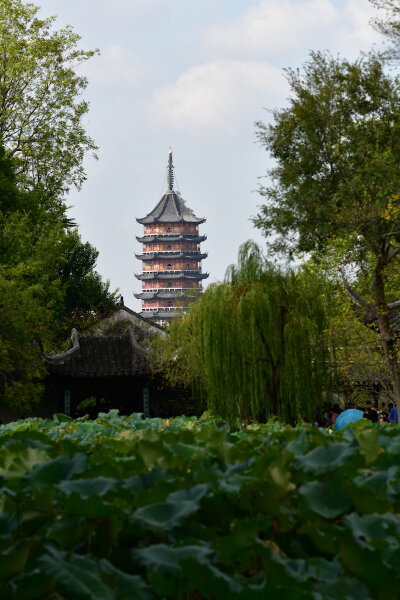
[135,150,208,325]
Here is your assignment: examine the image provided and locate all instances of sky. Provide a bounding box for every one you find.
[37,0,382,310]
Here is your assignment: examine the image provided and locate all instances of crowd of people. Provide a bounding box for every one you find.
[312,402,399,429]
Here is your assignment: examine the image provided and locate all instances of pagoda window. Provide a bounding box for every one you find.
[167,245,171,250]
[167,263,172,267]
[186,263,190,268]
[167,282,172,287]
[167,300,172,306]
[167,227,171,232]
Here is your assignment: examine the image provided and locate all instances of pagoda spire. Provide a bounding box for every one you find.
[136,150,208,326]
[167,148,174,191]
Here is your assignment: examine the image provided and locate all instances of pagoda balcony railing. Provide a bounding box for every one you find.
[141,306,190,312]
[142,267,203,273]
[137,251,207,261]
[137,233,206,238]
[136,234,207,243]
[136,271,209,280]
[140,251,204,256]
[141,250,202,253]
[144,269,202,274]
[142,287,196,292]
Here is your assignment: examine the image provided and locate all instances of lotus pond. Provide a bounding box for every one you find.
[0,411,399,599]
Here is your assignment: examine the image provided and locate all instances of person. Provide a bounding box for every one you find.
[388,405,398,424]
[378,411,388,424]
[331,404,342,426]
[364,406,378,423]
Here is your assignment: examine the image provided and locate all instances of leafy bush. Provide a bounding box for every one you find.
[0,412,398,599]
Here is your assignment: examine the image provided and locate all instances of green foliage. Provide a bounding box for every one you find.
[155,241,333,423]
[0,148,61,406]
[370,0,400,59]
[50,230,117,342]
[254,52,400,411]
[302,261,391,398]
[0,1,117,405]
[254,52,400,261]
[0,412,398,598]
[76,397,106,413]
[0,0,98,204]
[0,146,117,407]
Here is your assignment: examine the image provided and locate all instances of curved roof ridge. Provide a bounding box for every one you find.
[43,328,80,365]
[128,328,149,356]
[137,190,205,225]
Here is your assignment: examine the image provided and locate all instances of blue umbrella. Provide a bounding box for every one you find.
[334,409,364,431]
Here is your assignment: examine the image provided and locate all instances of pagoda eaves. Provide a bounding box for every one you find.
[135,149,208,325]
[136,234,207,244]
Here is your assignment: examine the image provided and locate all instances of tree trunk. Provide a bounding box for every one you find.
[372,260,400,415]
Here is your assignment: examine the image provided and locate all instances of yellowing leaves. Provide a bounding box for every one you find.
[381,195,400,221]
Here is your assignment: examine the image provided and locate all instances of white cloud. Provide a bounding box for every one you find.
[39,0,168,35]
[337,0,381,53]
[148,60,288,134]
[204,0,380,60]
[83,45,150,89]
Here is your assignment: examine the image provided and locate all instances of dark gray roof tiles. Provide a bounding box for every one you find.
[140,310,188,320]
[134,291,187,300]
[136,191,205,225]
[136,271,209,281]
[136,234,206,244]
[43,328,151,377]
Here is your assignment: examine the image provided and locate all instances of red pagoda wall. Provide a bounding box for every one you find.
[141,299,187,309]
[143,242,199,252]
[142,281,200,290]
[143,260,199,271]
[144,224,198,235]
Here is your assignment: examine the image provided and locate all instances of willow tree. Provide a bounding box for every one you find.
[155,242,333,423]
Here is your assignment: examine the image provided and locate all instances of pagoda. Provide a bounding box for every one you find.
[135,150,208,325]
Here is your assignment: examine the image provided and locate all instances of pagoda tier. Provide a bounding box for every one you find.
[135,252,208,261]
[136,191,205,225]
[135,149,208,325]
[136,272,208,281]
[142,280,199,289]
[136,234,206,244]
[134,291,188,300]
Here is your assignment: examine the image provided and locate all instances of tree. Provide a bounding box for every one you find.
[154,241,333,424]
[0,145,117,407]
[254,52,400,414]
[0,0,98,206]
[0,148,62,407]
[51,230,117,344]
[370,0,400,58]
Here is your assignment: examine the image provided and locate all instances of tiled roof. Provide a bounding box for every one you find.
[134,291,187,300]
[43,329,151,377]
[140,310,188,320]
[137,191,205,225]
[136,234,206,244]
[136,271,208,281]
